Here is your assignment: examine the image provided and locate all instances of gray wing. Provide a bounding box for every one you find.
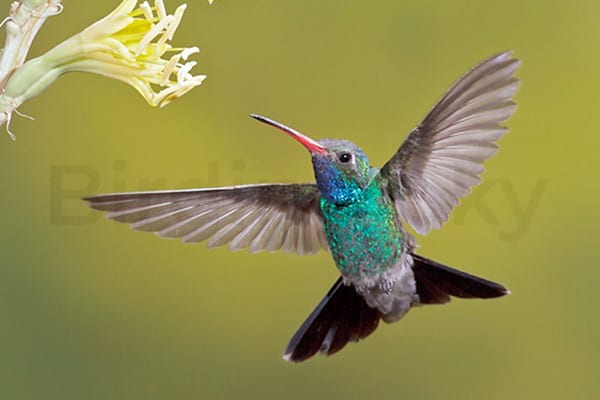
[380,51,521,235]
[83,183,328,255]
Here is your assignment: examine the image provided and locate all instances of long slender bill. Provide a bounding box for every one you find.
[250,114,327,155]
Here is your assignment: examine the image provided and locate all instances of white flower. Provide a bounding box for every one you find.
[74,0,208,107]
[31,0,205,107]
[0,0,209,137]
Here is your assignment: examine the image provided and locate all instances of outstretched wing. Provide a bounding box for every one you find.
[380,51,521,234]
[84,183,328,255]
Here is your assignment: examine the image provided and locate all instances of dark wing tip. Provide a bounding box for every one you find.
[82,194,102,202]
[81,193,145,212]
[81,194,116,211]
[82,192,136,204]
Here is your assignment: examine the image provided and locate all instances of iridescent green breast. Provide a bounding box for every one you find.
[320,179,404,279]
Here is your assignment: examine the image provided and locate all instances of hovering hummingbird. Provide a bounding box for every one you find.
[84,51,520,362]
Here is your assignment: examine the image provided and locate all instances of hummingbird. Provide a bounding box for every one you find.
[84,51,520,362]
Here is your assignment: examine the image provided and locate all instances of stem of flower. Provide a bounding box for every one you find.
[0,0,63,137]
[0,0,63,88]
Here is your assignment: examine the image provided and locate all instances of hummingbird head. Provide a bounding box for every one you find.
[251,114,372,205]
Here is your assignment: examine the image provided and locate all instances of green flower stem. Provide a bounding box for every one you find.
[0,0,63,138]
[0,0,63,88]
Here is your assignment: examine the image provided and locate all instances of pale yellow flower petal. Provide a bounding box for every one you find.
[4,0,206,111]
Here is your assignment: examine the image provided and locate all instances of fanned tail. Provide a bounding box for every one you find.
[411,253,510,304]
[284,255,509,362]
[283,277,382,363]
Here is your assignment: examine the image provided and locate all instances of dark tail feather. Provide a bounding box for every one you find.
[283,277,382,363]
[411,253,510,305]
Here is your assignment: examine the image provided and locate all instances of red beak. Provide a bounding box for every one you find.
[251,114,327,155]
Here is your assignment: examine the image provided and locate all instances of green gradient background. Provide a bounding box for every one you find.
[0,1,598,399]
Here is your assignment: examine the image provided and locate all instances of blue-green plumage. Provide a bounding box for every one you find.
[307,138,419,322]
[320,176,403,278]
[310,139,405,280]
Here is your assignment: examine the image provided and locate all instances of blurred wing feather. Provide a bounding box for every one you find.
[381,51,521,234]
[84,184,328,255]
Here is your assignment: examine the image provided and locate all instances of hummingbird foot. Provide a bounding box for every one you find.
[379,279,394,295]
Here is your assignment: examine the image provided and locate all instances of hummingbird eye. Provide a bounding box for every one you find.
[338,152,352,163]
